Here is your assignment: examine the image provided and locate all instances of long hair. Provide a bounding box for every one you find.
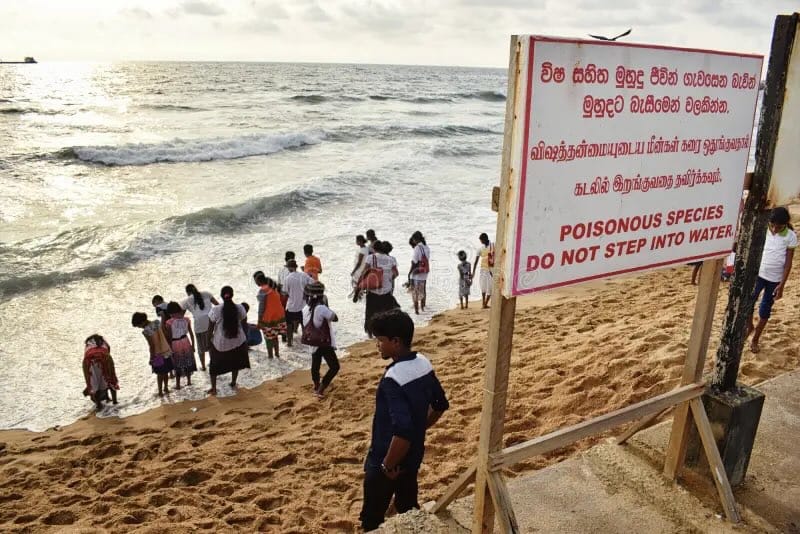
[219,286,240,339]
[84,333,108,349]
[185,283,205,311]
[411,230,426,245]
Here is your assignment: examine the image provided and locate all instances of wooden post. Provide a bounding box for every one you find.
[616,407,671,445]
[472,35,522,534]
[689,399,741,522]
[712,13,799,391]
[430,462,477,513]
[486,472,520,534]
[664,258,723,479]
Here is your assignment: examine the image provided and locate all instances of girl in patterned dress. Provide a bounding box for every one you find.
[457,250,472,309]
[165,301,197,389]
[132,312,174,397]
[256,274,287,359]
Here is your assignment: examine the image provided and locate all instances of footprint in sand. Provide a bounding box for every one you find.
[41,510,77,526]
[192,419,216,430]
[190,432,218,447]
[13,513,39,524]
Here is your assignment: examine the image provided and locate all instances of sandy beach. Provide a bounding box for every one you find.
[2,260,799,532]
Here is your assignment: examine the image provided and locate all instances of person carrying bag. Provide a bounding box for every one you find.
[302,281,340,398]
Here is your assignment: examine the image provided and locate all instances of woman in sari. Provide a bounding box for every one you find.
[82,334,119,410]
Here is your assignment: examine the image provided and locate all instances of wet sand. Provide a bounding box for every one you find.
[1,261,799,532]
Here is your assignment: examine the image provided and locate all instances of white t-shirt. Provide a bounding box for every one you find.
[277,266,290,291]
[759,227,798,283]
[284,271,313,313]
[180,291,214,333]
[302,303,337,348]
[208,302,246,352]
[365,253,398,295]
[411,243,431,281]
[477,243,494,272]
[353,245,370,279]
[725,252,736,269]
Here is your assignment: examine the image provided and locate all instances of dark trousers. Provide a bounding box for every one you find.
[359,465,419,532]
[311,346,340,389]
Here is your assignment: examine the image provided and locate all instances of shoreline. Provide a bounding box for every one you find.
[1,265,798,531]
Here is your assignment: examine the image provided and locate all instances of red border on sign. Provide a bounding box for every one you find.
[510,36,763,296]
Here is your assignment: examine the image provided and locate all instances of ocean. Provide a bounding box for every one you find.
[0,62,507,430]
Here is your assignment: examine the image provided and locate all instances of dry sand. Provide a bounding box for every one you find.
[1,260,800,532]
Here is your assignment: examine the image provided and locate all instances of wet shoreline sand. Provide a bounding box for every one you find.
[1,263,799,532]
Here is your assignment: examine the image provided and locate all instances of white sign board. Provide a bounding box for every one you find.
[502,36,763,296]
[769,19,800,206]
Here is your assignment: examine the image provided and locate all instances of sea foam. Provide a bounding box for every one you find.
[66,131,323,166]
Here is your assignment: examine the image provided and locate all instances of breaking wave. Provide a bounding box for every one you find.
[54,131,323,166]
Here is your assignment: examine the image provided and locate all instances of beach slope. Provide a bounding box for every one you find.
[1,264,799,532]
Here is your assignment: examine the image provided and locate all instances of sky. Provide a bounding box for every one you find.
[0,0,797,67]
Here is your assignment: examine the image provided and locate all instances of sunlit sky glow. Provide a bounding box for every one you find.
[0,0,797,67]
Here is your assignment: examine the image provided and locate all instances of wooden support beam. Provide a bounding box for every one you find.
[664,258,723,479]
[430,463,477,514]
[689,398,741,522]
[486,472,520,534]
[471,34,522,534]
[491,383,704,470]
[616,407,672,445]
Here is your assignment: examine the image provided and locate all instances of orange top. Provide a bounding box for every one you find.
[304,255,322,280]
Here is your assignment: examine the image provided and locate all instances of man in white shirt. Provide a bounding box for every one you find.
[472,233,495,309]
[748,207,796,353]
[283,260,313,346]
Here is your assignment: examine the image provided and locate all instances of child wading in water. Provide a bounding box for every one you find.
[165,301,197,389]
[256,274,287,358]
[457,250,472,309]
[132,312,174,397]
[748,207,796,353]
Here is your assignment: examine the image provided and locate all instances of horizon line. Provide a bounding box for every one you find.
[2,58,507,70]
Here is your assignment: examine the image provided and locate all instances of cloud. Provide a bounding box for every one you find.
[574,0,640,9]
[339,1,431,37]
[456,0,545,7]
[121,7,153,20]
[305,2,331,22]
[240,19,280,33]
[181,1,226,16]
[250,1,290,19]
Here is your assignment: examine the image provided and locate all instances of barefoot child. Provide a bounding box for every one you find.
[165,301,197,389]
[181,284,218,371]
[302,281,340,398]
[82,334,119,410]
[132,312,174,397]
[256,274,287,358]
[457,250,472,309]
[748,207,796,353]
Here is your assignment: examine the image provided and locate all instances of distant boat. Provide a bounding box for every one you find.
[0,56,37,64]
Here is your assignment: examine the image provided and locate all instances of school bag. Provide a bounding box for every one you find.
[357,256,384,290]
[487,244,495,268]
[417,245,430,274]
[301,305,331,347]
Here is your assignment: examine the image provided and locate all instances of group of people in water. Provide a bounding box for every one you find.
[81,229,497,409]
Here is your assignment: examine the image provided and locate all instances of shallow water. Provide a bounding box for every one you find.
[0,62,507,430]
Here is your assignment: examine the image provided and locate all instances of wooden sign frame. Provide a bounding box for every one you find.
[429,36,743,533]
